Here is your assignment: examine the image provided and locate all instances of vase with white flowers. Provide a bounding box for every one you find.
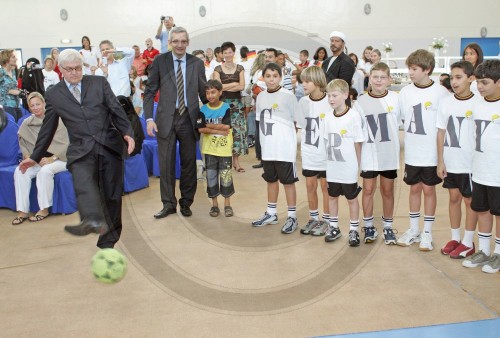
[431,37,448,67]
[382,42,393,62]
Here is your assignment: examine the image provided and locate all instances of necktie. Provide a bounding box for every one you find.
[176,59,185,115]
[71,85,81,103]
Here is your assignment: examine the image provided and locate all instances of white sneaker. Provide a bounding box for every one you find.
[252,212,278,227]
[396,229,421,247]
[419,232,433,251]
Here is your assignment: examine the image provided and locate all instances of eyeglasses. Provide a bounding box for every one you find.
[61,66,83,73]
[171,40,188,45]
[371,75,389,81]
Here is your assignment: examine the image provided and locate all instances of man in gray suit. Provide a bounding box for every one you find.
[19,49,135,249]
[143,27,207,218]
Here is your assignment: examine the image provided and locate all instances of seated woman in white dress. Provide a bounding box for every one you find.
[12,92,69,225]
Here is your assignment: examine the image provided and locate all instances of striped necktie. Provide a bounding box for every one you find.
[176,59,185,115]
[71,85,81,103]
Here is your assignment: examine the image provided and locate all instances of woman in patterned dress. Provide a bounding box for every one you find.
[212,41,247,172]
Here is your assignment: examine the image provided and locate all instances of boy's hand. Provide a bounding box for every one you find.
[436,162,447,179]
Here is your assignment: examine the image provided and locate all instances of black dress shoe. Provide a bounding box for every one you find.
[180,205,192,217]
[154,207,177,219]
[64,221,109,236]
[252,162,263,169]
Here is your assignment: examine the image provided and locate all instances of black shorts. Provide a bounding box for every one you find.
[302,169,327,178]
[327,182,362,200]
[360,170,398,179]
[403,164,442,186]
[471,181,500,216]
[262,161,299,185]
[443,173,472,198]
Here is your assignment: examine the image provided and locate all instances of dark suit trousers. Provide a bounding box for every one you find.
[157,110,197,209]
[68,145,124,248]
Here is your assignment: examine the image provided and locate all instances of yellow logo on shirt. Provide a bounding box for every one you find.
[424,101,432,110]
[340,129,347,137]
[465,110,473,119]
[387,106,394,113]
[272,103,279,112]
[492,114,499,121]
[320,113,325,119]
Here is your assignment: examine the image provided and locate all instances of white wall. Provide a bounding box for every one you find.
[2,0,499,63]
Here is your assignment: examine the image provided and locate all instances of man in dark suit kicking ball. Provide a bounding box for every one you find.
[19,49,135,249]
[143,26,207,219]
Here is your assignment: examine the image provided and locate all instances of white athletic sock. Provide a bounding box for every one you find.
[287,206,297,218]
[350,220,359,231]
[322,213,330,223]
[330,216,339,228]
[382,216,393,229]
[478,232,491,256]
[462,230,475,248]
[495,237,500,255]
[423,215,435,233]
[267,202,277,215]
[409,212,420,233]
[363,216,374,228]
[451,228,461,242]
[309,209,319,221]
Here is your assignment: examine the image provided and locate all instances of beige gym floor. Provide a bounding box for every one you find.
[1,141,498,337]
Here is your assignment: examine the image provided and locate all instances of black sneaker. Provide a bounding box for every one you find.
[349,230,360,247]
[325,226,342,242]
[383,227,397,245]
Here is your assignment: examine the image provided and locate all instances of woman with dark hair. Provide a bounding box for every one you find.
[462,43,484,94]
[462,43,484,70]
[212,41,247,172]
[79,36,99,75]
[313,47,328,67]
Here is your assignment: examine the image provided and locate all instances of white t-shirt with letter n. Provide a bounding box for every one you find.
[255,87,299,162]
[322,107,366,184]
[472,97,500,187]
[296,94,330,171]
[436,93,478,174]
[399,81,449,166]
[355,90,401,171]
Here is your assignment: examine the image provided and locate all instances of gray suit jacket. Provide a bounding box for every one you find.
[31,75,133,166]
[143,52,207,139]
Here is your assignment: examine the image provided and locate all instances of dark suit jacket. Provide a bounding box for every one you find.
[321,52,356,85]
[143,52,207,139]
[31,75,133,166]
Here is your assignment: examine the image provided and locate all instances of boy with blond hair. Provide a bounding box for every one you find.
[397,49,449,251]
[322,79,366,246]
[355,62,401,245]
[296,66,331,236]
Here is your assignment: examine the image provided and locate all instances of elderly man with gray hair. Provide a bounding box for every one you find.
[19,49,135,249]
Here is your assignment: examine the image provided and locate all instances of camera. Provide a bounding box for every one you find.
[160,15,170,21]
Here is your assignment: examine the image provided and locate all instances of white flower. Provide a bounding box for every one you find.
[431,37,449,50]
[382,42,393,53]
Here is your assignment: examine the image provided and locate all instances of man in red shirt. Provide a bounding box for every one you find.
[132,45,146,76]
[143,38,160,66]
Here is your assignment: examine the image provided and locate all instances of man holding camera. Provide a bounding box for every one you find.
[156,15,175,53]
[94,40,134,97]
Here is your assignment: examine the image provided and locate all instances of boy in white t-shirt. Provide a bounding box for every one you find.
[355,62,401,245]
[296,66,331,236]
[397,49,449,251]
[436,61,478,259]
[322,79,366,246]
[251,63,300,234]
[462,60,500,273]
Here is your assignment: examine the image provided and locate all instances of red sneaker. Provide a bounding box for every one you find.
[450,243,475,259]
[441,240,460,255]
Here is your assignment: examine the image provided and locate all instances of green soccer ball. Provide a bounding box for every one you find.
[91,248,128,284]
